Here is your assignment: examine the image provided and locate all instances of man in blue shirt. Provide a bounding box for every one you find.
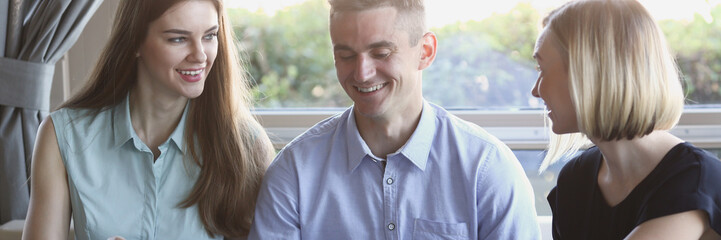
[249,0,541,239]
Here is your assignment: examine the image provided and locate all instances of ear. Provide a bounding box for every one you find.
[418,32,437,70]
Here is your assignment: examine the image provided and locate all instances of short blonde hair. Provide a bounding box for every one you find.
[540,0,685,171]
[328,0,427,45]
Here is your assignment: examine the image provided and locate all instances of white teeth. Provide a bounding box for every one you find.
[357,83,385,93]
[178,69,203,76]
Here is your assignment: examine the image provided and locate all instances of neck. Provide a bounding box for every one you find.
[354,100,423,159]
[128,85,187,150]
[594,131,683,187]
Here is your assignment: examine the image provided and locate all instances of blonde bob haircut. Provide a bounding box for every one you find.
[539,0,685,171]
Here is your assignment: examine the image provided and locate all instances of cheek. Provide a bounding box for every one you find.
[206,42,219,63]
[536,80,551,101]
[540,75,563,99]
[334,63,352,79]
[145,48,183,70]
[391,58,415,78]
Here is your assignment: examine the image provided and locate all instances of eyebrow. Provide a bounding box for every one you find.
[368,41,398,51]
[163,26,219,35]
[333,44,353,52]
[333,41,399,52]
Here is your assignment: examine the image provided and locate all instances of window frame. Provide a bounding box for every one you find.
[67,1,721,152]
[255,108,721,150]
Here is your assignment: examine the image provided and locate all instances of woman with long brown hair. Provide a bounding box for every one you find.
[22,0,274,239]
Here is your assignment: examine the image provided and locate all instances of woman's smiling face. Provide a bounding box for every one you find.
[531,29,579,134]
[136,0,219,99]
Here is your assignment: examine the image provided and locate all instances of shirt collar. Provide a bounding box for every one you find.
[345,100,437,172]
[112,94,189,154]
[346,108,373,172]
[396,100,436,170]
[168,101,189,154]
[113,94,134,148]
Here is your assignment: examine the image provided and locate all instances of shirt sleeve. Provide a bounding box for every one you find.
[248,149,302,240]
[476,145,541,240]
[700,155,721,236]
[640,151,721,236]
[547,187,562,240]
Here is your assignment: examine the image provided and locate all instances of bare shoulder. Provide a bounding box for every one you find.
[38,115,57,139]
[32,114,67,186]
[23,116,72,239]
[35,116,62,159]
[627,210,720,240]
[31,115,67,191]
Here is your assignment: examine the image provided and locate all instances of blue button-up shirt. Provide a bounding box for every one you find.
[249,101,540,239]
[50,96,220,240]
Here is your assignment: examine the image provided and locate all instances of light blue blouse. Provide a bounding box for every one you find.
[51,96,221,240]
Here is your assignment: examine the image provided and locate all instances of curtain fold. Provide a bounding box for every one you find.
[0,0,7,57]
[0,0,102,225]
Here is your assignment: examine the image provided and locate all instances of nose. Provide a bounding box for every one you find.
[187,41,207,63]
[531,76,541,98]
[354,55,376,81]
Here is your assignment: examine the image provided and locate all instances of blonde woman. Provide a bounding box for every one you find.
[23,0,274,239]
[532,0,721,239]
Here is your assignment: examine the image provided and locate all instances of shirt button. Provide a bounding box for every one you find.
[386,178,394,185]
[387,223,395,231]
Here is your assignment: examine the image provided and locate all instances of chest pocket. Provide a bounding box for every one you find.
[412,218,469,240]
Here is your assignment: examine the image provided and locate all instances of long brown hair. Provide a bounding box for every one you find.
[60,0,274,237]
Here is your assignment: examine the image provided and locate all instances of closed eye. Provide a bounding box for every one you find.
[334,49,356,61]
[372,49,391,59]
[371,48,393,59]
[372,52,390,59]
[338,54,356,61]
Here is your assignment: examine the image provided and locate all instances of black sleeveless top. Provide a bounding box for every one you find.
[547,142,721,239]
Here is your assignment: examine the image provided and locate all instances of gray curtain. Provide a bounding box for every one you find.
[0,0,102,225]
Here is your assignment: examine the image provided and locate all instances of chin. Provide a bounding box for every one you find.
[183,88,205,99]
[550,124,566,134]
[551,126,580,135]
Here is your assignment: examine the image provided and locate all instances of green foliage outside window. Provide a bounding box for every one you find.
[660,5,721,104]
[229,0,343,108]
[230,0,721,108]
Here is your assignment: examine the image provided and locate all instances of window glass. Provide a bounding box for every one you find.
[229,0,721,108]
[229,0,721,216]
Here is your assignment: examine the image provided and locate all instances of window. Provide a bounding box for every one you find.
[230,0,721,108]
[227,0,721,216]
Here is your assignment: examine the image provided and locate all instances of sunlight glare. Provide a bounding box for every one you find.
[226,0,719,26]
